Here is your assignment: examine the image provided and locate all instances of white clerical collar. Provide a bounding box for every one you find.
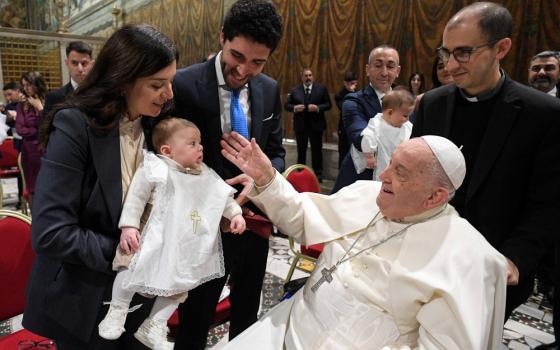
[459,69,505,102]
[70,78,79,90]
[390,204,447,224]
[548,86,557,97]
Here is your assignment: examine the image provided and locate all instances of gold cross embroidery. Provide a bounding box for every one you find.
[190,210,201,234]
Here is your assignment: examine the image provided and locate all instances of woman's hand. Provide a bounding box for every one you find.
[27,96,43,112]
[119,227,140,255]
[221,132,275,186]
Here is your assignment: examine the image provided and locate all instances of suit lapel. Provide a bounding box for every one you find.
[249,77,264,144]
[64,82,74,96]
[466,80,521,201]
[364,85,381,115]
[196,59,225,171]
[89,125,122,227]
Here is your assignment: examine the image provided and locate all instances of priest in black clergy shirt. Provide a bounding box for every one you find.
[412,1,560,318]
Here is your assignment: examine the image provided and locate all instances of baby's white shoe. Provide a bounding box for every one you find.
[134,317,173,350]
[98,300,129,340]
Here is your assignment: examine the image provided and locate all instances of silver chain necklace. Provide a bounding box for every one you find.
[311,207,446,293]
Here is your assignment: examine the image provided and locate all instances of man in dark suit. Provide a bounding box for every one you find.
[42,41,94,118]
[411,2,560,323]
[332,45,401,193]
[334,71,358,168]
[528,50,560,350]
[170,1,284,349]
[284,68,331,181]
[528,51,560,98]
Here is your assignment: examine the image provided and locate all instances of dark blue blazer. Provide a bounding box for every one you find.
[42,82,74,119]
[332,85,382,193]
[172,57,285,178]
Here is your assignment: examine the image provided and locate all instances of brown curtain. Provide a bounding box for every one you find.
[121,0,560,140]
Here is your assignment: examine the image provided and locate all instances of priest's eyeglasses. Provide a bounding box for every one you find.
[437,39,501,64]
[17,339,56,350]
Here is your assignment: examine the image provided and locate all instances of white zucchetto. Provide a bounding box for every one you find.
[421,135,466,190]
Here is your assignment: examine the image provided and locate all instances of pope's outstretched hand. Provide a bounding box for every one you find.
[221,132,276,186]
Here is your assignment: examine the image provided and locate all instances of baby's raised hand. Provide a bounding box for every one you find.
[119,227,140,255]
[229,215,246,234]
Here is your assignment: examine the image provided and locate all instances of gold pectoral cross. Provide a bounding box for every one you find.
[190,210,201,234]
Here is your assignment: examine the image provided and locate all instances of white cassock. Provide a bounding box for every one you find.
[223,172,507,350]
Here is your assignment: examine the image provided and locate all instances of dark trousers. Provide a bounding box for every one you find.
[55,294,153,350]
[505,277,535,320]
[174,231,269,350]
[553,240,559,340]
[295,127,323,176]
[337,129,349,169]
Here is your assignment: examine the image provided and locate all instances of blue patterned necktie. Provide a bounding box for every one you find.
[231,89,249,139]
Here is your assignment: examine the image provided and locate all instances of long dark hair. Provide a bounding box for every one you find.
[21,71,47,100]
[431,56,444,88]
[408,72,425,95]
[40,24,177,147]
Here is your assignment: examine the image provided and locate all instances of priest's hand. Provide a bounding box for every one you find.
[221,132,275,186]
[506,258,519,285]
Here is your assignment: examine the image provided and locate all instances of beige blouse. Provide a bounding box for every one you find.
[119,116,145,200]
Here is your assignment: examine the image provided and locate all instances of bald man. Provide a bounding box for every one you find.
[333,45,401,193]
[412,2,560,318]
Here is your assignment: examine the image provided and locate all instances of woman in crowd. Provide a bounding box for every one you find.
[431,56,454,88]
[408,72,425,97]
[23,24,177,350]
[16,71,47,204]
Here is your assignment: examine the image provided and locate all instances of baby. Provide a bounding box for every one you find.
[99,117,245,349]
[351,89,414,180]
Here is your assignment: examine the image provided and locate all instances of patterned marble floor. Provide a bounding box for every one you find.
[1,177,556,349]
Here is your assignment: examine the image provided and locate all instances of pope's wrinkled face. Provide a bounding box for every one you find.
[376,139,437,220]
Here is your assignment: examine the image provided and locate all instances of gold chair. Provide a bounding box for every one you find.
[282,164,324,284]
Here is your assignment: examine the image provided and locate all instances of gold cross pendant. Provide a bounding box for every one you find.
[190,209,201,234]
